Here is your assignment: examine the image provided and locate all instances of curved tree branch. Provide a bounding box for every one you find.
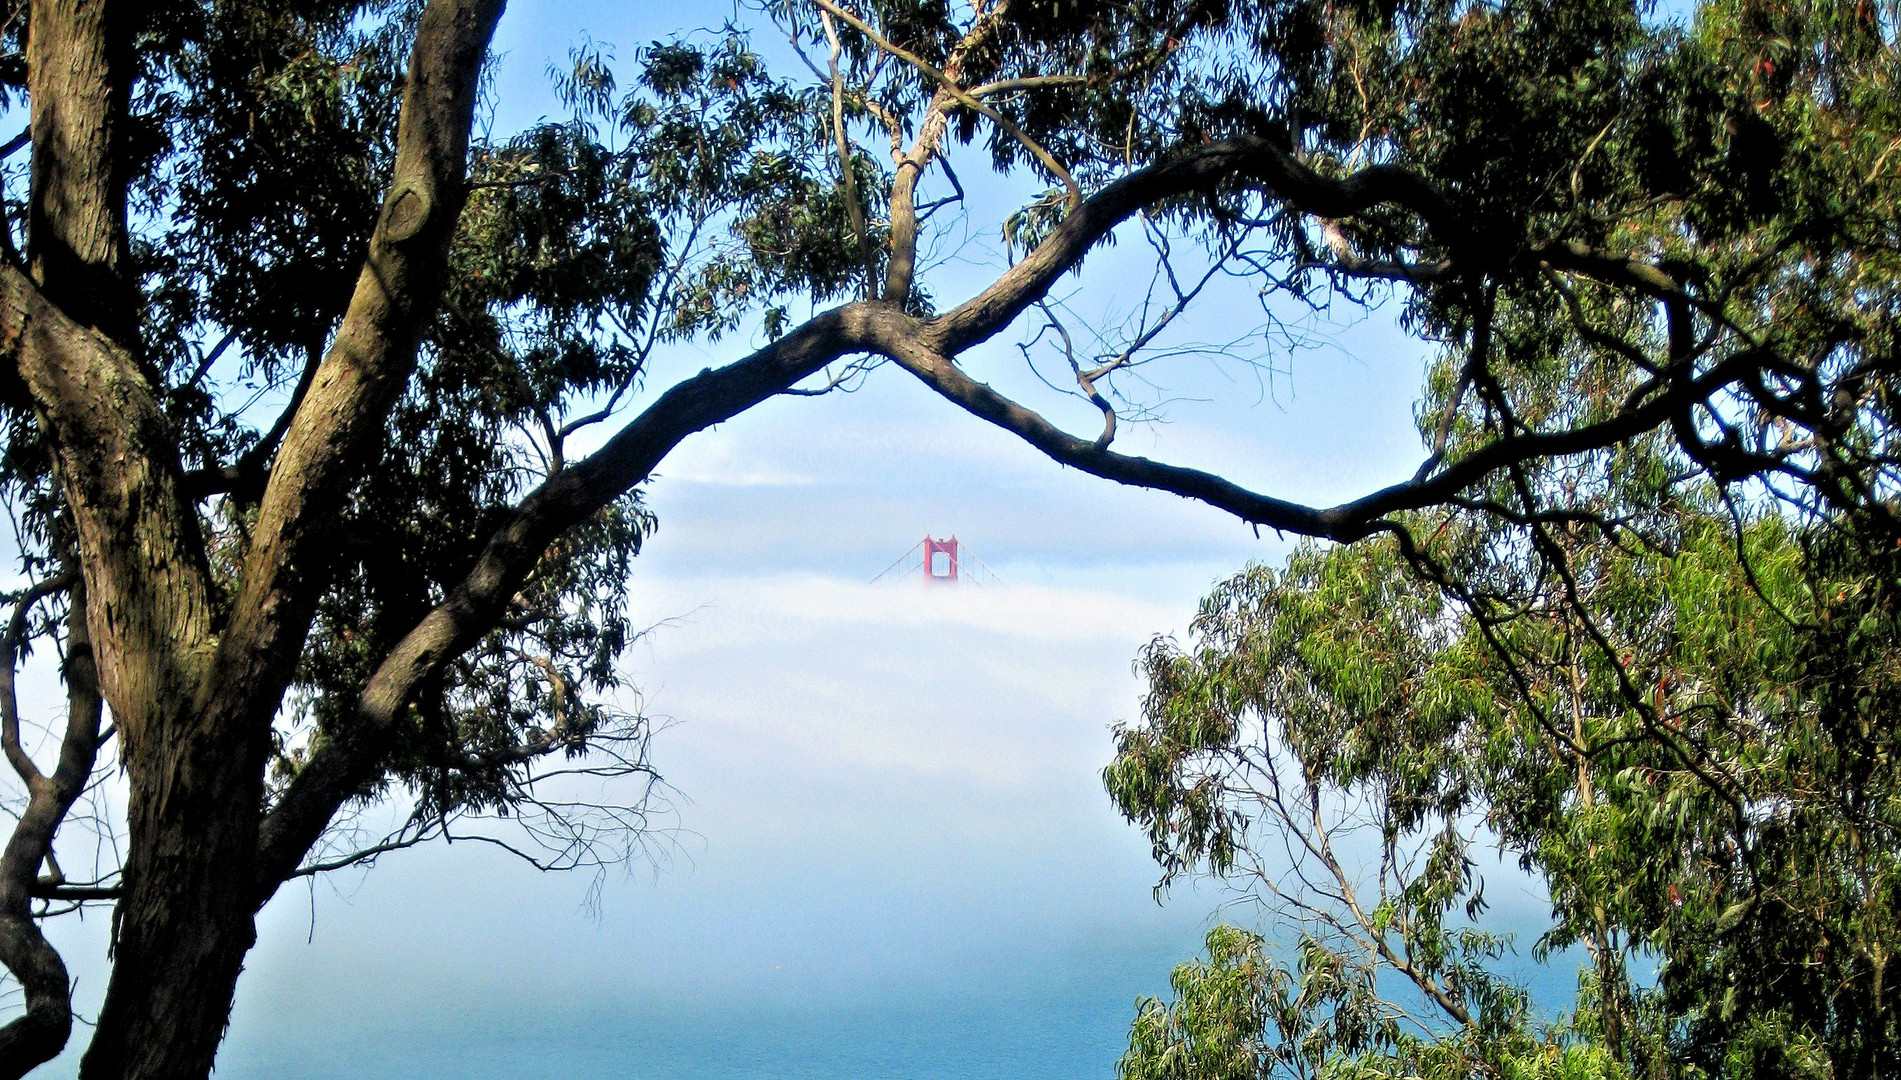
[182,336,327,503]
[920,134,1462,358]
[0,571,103,1078]
[0,571,76,786]
[818,9,876,296]
[252,124,1729,907]
[888,331,1760,542]
[253,301,904,891]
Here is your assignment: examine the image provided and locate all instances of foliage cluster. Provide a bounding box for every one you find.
[1112,508,1901,1078]
[1105,2,1901,1076]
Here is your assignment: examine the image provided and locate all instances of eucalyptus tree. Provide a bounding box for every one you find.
[1102,2,1901,1076]
[1111,510,1901,1079]
[0,0,1891,1078]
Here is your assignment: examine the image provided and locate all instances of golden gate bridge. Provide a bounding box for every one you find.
[869,535,1005,587]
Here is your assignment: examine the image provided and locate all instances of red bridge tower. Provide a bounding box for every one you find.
[923,536,961,584]
[869,536,1002,587]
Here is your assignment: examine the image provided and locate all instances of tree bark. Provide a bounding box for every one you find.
[16,2,244,1074]
[26,0,132,341]
[72,750,269,1080]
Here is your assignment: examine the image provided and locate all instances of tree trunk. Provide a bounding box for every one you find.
[67,2,503,1074]
[1,3,502,1076]
[76,750,268,1080]
[19,3,259,1073]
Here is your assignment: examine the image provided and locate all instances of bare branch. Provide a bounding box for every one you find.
[920,135,1461,358]
[183,338,326,502]
[872,0,1017,301]
[27,883,118,902]
[181,330,238,391]
[892,319,1761,543]
[810,0,1079,210]
[819,9,877,295]
[285,834,431,881]
[966,74,1092,98]
[0,572,74,786]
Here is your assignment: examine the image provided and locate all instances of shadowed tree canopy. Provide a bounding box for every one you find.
[0,1,1891,1078]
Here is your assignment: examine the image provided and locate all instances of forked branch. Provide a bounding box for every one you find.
[208,0,509,748]
[811,0,1081,209]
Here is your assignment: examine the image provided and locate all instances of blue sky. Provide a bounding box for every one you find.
[18,2,1565,1075]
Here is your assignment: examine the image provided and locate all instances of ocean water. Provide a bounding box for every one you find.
[201,947,1586,1080]
[216,993,1141,1080]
